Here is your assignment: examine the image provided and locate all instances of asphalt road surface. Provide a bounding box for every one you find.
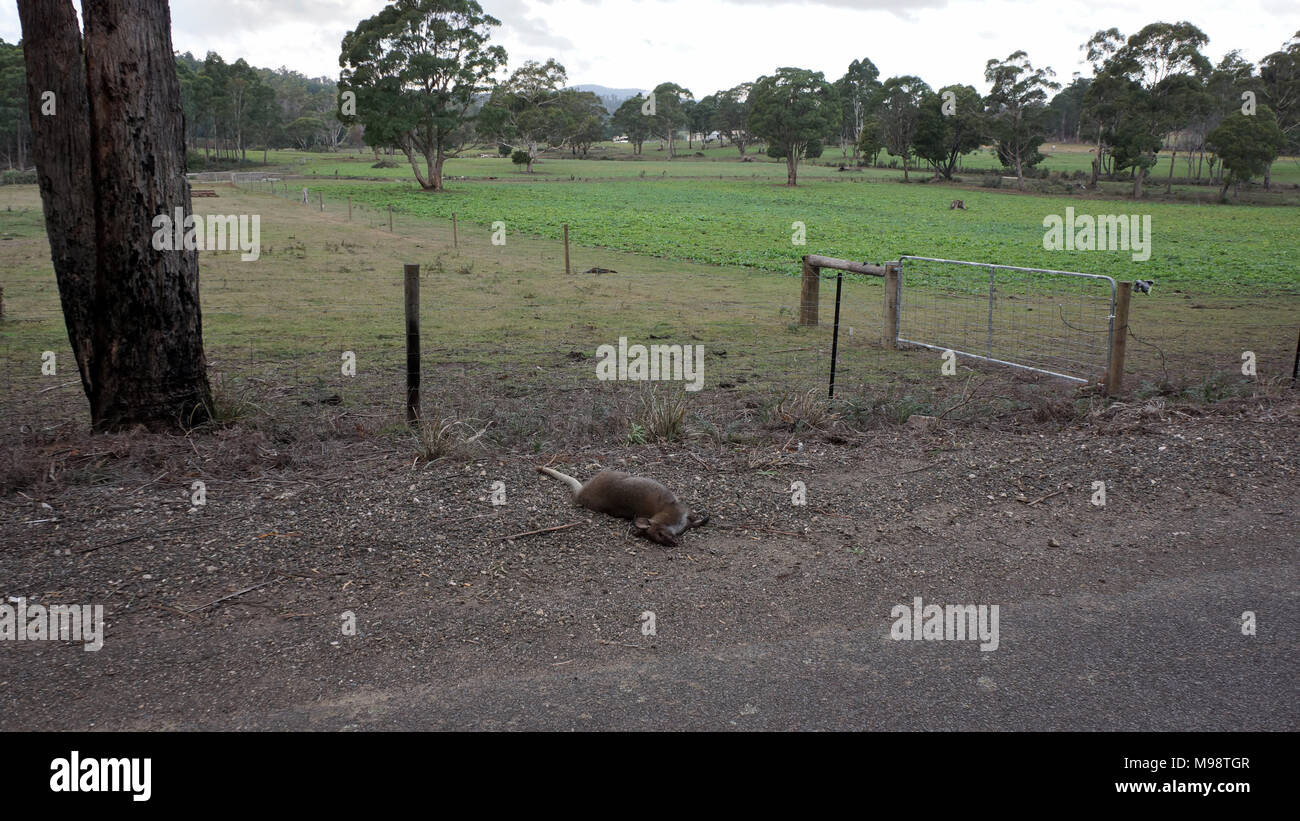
[259,561,1296,731]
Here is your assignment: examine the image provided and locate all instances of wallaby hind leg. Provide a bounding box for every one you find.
[536,466,583,498]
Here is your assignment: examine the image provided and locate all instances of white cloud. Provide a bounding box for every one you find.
[0,0,1292,95]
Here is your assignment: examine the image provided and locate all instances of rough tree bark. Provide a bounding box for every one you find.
[1088,127,1103,189]
[19,0,212,431]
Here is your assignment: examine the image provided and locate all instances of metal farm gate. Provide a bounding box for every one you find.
[895,256,1118,385]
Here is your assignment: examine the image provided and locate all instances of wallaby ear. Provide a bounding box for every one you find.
[633,517,651,530]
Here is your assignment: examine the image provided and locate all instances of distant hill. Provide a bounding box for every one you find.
[570,84,648,115]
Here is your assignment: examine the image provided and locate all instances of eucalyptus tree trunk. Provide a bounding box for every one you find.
[18,0,212,431]
[1088,126,1103,188]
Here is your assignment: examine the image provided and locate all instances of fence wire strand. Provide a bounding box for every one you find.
[1,177,1295,438]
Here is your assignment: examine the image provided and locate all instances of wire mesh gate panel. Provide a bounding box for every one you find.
[896,256,1116,384]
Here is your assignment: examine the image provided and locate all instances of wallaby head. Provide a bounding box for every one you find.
[536,466,709,546]
[633,508,711,547]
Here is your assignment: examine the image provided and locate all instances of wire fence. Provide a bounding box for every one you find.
[1,176,1296,442]
[228,176,924,395]
[1,179,897,441]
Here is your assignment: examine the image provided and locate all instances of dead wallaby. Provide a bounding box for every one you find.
[536,466,708,546]
[950,199,966,210]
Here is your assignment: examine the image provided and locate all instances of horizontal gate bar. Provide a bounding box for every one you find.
[899,255,1117,287]
[895,337,1093,384]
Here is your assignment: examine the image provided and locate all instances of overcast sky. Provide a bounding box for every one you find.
[2,0,1295,95]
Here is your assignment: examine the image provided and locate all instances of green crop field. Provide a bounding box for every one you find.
[297,175,1300,294]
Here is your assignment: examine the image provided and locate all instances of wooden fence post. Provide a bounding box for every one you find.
[318,192,323,211]
[883,262,900,349]
[1105,281,1132,395]
[799,256,819,325]
[347,196,351,220]
[404,263,420,425]
[452,212,458,248]
[388,204,393,232]
[563,224,570,274]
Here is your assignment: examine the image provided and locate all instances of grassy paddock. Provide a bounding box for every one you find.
[1,172,1293,446]
[0,184,934,445]
[294,176,1299,294]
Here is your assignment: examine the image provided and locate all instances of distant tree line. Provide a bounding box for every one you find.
[332,3,1298,196]
[0,38,33,171]
[174,51,353,164]
[0,39,355,170]
[3,6,1298,197]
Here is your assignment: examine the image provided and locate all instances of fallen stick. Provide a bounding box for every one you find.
[867,461,945,479]
[186,577,282,613]
[687,451,713,471]
[501,521,585,541]
[131,471,169,495]
[77,525,192,554]
[37,380,79,394]
[150,602,201,621]
[814,508,851,519]
[1022,488,1066,506]
[935,374,980,421]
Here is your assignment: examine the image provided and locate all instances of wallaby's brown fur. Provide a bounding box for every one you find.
[536,466,708,546]
[950,199,966,210]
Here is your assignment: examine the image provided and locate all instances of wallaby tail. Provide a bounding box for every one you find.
[536,465,583,497]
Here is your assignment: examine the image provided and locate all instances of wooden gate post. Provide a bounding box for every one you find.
[1105,281,1132,395]
[883,262,900,349]
[404,263,420,425]
[799,256,819,325]
[563,224,571,274]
